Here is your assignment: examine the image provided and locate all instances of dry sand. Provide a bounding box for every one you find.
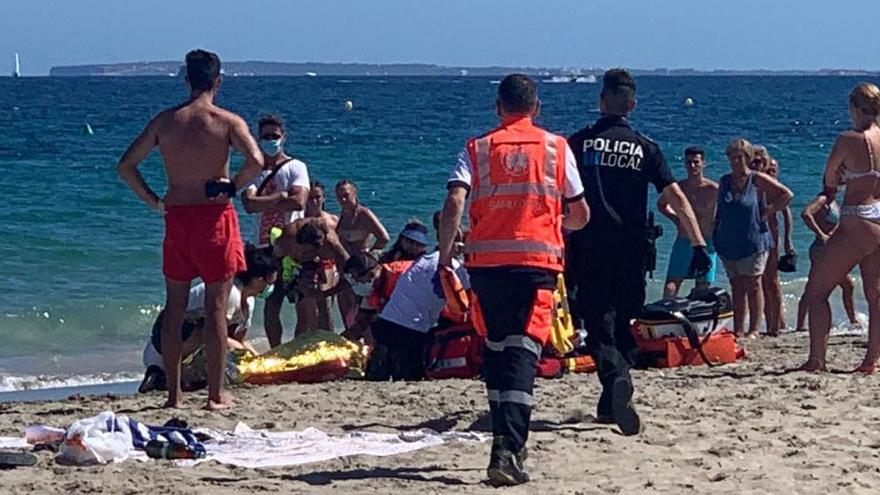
[2,332,880,494]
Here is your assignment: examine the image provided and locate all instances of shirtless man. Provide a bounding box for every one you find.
[274,217,350,330]
[117,50,263,410]
[658,147,719,298]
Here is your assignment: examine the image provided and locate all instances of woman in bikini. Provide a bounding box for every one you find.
[796,193,858,332]
[335,179,391,326]
[801,83,880,372]
[305,181,340,331]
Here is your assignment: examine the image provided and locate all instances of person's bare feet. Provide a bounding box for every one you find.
[796,360,827,372]
[744,331,759,339]
[163,398,183,409]
[205,392,235,411]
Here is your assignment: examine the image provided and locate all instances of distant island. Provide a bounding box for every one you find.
[48,61,880,77]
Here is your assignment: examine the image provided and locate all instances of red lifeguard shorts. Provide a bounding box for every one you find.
[163,203,246,284]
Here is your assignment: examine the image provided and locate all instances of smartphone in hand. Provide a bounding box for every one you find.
[205,180,236,198]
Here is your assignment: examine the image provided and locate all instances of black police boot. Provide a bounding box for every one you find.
[611,377,642,436]
[595,387,614,424]
[487,436,529,486]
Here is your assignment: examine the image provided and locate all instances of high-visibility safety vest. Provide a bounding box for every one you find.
[465,117,567,272]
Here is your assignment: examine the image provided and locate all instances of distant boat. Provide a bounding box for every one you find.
[575,74,597,84]
[12,53,21,78]
[542,74,597,84]
[305,72,317,77]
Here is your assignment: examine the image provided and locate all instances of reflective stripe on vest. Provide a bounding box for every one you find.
[471,183,561,201]
[471,133,561,201]
[466,239,564,259]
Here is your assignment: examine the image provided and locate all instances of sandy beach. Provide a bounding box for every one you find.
[1,332,879,494]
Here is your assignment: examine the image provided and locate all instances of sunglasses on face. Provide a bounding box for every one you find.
[260,134,283,140]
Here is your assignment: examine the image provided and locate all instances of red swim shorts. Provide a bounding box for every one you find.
[163,203,246,284]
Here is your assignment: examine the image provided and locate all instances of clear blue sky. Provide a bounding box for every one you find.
[2,0,879,75]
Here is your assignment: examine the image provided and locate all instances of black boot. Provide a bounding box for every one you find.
[595,386,613,424]
[487,436,529,486]
[365,344,391,381]
[611,377,642,436]
[138,366,166,393]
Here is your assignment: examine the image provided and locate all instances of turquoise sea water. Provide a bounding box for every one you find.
[1,75,877,393]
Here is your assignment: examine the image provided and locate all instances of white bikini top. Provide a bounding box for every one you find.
[841,131,880,182]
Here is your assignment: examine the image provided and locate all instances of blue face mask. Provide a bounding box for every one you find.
[260,139,283,157]
[257,283,275,300]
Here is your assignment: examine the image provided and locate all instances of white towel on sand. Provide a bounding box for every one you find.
[3,422,487,469]
[0,437,29,449]
[177,423,487,468]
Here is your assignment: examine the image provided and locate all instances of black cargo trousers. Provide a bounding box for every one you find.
[469,267,556,453]
[566,232,648,417]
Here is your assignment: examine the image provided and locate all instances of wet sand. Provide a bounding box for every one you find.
[1,332,879,494]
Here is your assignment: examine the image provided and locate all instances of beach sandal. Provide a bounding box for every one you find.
[0,451,37,469]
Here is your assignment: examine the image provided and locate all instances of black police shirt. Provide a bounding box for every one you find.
[568,115,675,233]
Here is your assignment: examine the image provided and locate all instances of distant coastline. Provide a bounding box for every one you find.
[47,61,880,77]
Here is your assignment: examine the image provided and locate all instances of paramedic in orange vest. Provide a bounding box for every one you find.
[439,74,589,487]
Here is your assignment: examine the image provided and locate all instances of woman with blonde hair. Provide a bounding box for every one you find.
[801,82,880,372]
[713,138,793,337]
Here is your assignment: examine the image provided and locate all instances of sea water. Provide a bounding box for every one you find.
[1,75,877,397]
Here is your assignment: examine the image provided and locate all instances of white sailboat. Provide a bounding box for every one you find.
[12,53,21,78]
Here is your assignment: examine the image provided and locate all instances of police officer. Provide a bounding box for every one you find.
[439,74,589,486]
[567,69,712,436]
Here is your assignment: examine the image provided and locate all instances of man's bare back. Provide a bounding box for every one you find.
[118,96,263,208]
[155,100,254,205]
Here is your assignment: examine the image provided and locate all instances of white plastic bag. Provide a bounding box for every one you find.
[56,411,133,465]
